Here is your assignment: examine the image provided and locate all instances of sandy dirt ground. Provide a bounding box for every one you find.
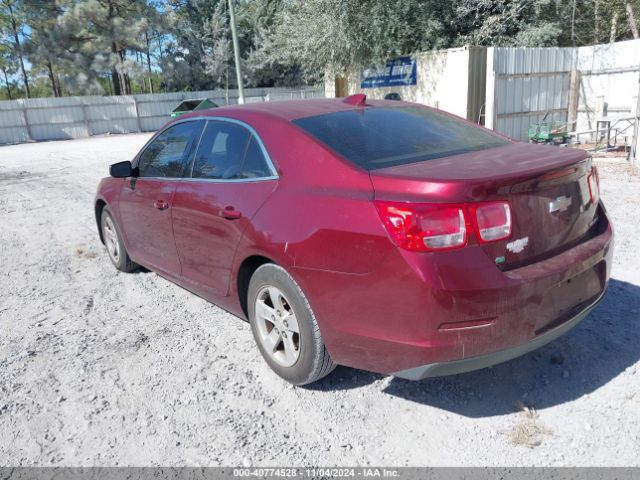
[0,134,638,466]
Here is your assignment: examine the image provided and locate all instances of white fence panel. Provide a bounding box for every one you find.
[31,123,89,141]
[575,40,640,135]
[487,40,640,142]
[0,87,324,145]
[0,108,24,128]
[0,126,29,144]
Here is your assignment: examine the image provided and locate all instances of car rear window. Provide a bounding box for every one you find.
[292,107,509,170]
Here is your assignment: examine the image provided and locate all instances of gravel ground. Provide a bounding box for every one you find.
[0,134,639,466]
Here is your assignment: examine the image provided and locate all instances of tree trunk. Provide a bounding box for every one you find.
[145,31,154,94]
[111,42,122,95]
[7,1,30,98]
[594,0,600,42]
[611,12,619,43]
[157,37,163,60]
[111,70,122,95]
[116,49,129,94]
[119,49,131,95]
[107,0,122,95]
[124,73,132,95]
[45,60,60,97]
[1,68,12,100]
[571,0,577,46]
[625,0,639,38]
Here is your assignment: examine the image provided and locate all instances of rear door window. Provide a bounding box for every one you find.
[292,107,509,170]
[240,137,271,179]
[191,121,249,179]
[190,120,273,180]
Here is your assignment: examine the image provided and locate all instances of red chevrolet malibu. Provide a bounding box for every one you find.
[95,95,613,385]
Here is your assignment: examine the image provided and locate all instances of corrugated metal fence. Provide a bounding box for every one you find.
[486,46,575,140]
[485,40,640,141]
[0,87,324,145]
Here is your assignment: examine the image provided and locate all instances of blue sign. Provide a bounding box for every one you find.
[360,56,417,89]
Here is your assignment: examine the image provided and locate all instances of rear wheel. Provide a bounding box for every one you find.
[100,208,137,273]
[248,264,336,385]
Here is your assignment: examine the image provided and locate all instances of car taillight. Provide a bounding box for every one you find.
[587,167,599,205]
[374,201,467,252]
[474,202,512,242]
[375,200,512,252]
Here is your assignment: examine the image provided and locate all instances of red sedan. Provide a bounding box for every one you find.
[95,95,613,385]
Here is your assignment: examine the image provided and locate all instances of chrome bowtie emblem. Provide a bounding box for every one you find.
[507,237,528,253]
[549,195,572,213]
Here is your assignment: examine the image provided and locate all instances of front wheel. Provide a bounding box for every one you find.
[248,264,336,385]
[100,208,138,273]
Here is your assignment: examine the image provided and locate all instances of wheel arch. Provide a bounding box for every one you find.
[95,198,107,244]
[236,254,275,319]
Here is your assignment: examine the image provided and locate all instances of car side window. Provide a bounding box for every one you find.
[137,121,201,178]
[240,136,271,179]
[192,121,250,180]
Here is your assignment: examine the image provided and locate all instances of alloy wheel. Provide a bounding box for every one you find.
[103,215,120,264]
[254,286,301,367]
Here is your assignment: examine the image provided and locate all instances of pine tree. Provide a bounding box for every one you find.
[22,0,66,97]
[0,0,30,97]
[56,0,150,95]
[0,41,16,99]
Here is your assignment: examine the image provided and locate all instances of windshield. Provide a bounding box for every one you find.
[292,106,510,170]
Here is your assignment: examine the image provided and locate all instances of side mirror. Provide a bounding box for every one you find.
[110,160,133,178]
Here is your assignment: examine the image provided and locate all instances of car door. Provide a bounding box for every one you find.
[172,119,278,295]
[118,120,203,274]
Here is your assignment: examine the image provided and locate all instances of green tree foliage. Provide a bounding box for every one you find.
[159,0,224,91]
[23,0,66,96]
[269,0,475,76]
[454,0,564,47]
[240,0,303,87]
[271,0,640,77]
[56,0,150,95]
[0,0,31,97]
[0,41,17,99]
[1,0,640,100]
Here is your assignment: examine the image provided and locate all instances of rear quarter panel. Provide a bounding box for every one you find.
[227,113,397,327]
[229,111,392,274]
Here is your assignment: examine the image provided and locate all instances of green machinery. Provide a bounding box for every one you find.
[170,98,219,118]
[527,111,569,144]
[527,121,569,144]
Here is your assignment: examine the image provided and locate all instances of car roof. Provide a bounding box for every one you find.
[183,97,416,122]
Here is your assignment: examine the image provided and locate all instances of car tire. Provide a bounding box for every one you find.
[100,207,138,273]
[248,263,336,385]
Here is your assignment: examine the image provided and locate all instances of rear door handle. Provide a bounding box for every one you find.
[154,199,169,210]
[220,206,242,220]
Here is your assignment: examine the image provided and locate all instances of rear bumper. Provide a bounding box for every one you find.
[391,287,606,380]
[293,203,614,376]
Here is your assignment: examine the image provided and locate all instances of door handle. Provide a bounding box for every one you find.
[154,199,169,210]
[220,206,242,220]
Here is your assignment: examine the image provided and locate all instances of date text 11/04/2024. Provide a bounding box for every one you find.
[232,468,400,478]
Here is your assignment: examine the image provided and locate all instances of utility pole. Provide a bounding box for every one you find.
[227,0,245,104]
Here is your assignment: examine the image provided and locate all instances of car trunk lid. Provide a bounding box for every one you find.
[370,143,599,269]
